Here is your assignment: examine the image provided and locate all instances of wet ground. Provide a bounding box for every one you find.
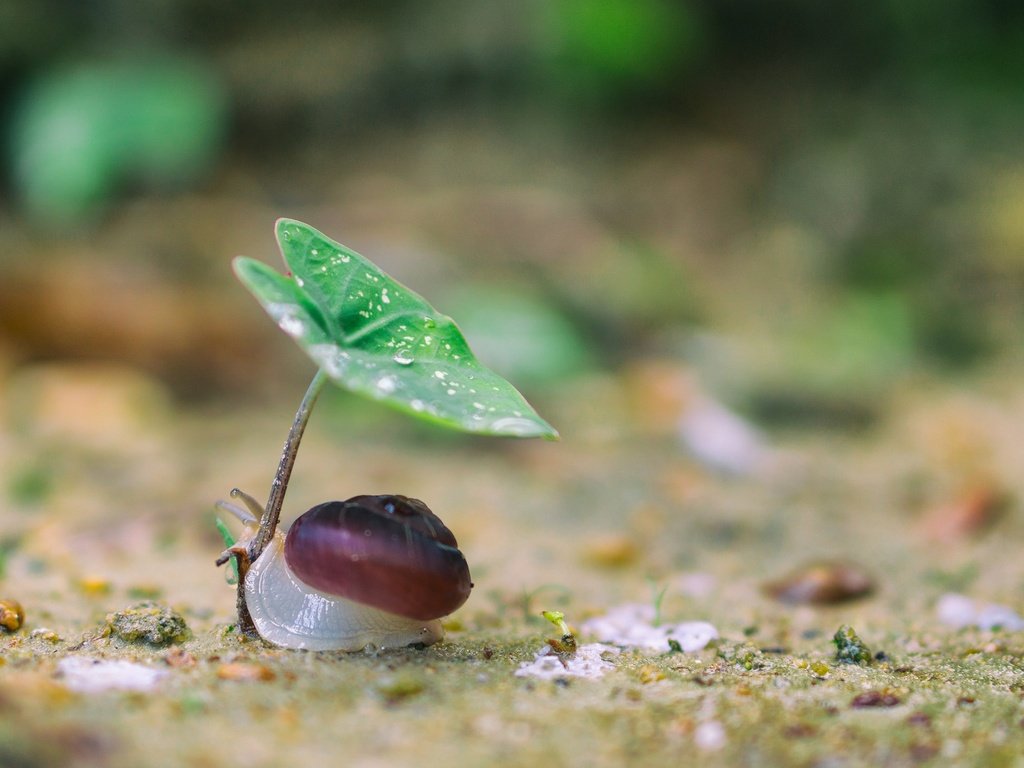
[2,351,1024,767]
[0,74,1022,760]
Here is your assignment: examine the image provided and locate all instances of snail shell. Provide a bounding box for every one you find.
[243,494,472,651]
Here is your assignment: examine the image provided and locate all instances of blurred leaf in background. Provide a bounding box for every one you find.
[442,283,593,388]
[537,0,706,104]
[9,57,225,226]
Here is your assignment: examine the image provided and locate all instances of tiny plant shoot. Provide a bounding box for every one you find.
[542,609,577,656]
[220,219,558,638]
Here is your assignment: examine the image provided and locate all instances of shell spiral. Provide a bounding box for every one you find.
[284,494,473,622]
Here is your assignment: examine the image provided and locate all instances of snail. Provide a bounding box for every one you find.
[217,489,472,651]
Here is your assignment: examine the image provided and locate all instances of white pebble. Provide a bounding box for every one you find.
[678,396,765,476]
[514,643,619,680]
[581,603,718,653]
[694,720,727,751]
[57,657,168,693]
[936,593,1024,631]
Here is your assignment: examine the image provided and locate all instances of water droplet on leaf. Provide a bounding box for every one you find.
[279,315,305,337]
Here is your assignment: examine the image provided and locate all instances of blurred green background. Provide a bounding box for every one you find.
[1,0,1023,429]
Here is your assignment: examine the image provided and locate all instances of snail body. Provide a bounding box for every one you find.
[222,492,472,651]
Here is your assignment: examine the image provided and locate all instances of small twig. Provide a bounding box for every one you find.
[216,545,250,570]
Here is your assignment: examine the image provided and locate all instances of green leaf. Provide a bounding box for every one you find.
[234,219,558,439]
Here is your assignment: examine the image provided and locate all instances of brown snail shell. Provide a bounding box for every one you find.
[236,493,472,651]
[285,495,472,622]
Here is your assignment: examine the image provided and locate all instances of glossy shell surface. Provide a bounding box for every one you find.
[245,534,444,651]
[284,495,472,621]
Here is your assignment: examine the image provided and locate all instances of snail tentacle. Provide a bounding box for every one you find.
[215,499,258,526]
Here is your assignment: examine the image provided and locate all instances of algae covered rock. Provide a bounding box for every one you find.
[833,624,872,664]
[105,602,190,646]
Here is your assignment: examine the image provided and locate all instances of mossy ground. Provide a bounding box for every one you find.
[2,374,1024,767]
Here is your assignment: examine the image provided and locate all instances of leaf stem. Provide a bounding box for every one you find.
[236,368,328,634]
[256,367,329,555]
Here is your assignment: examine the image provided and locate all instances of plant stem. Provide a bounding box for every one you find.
[236,368,328,634]
[255,367,329,555]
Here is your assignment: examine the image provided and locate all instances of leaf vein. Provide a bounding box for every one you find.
[343,308,424,345]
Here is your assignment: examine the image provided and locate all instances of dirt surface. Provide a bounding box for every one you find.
[2,360,1024,768]
[2,7,1023,763]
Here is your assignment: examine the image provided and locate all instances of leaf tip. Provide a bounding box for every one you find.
[231,255,266,285]
[274,217,309,247]
[534,422,560,441]
[274,216,298,232]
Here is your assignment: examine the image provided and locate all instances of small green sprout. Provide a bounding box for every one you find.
[833,624,872,664]
[542,610,577,656]
[648,578,669,627]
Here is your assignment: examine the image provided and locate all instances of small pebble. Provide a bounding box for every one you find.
[0,599,25,632]
[809,661,830,677]
[514,643,619,681]
[763,561,874,605]
[833,625,872,664]
[581,534,639,568]
[625,360,766,476]
[580,603,718,653]
[920,486,1004,543]
[375,673,427,703]
[679,397,766,476]
[105,601,190,646]
[936,593,1024,631]
[638,664,666,683]
[77,577,112,597]
[217,662,275,682]
[58,657,168,693]
[30,628,61,644]
[694,720,727,752]
[163,648,197,668]
[850,689,902,708]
